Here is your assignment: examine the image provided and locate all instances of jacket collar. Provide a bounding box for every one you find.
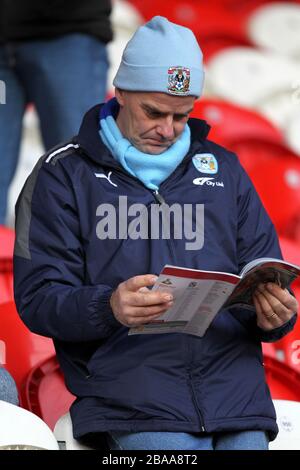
[76,103,211,168]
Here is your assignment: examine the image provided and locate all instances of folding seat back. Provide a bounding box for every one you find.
[190,99,283,149]
[247,157,300,238]
[0,301,55,405]
[264,355,300,401]
[0,226,14,304]
[24,355,75,430]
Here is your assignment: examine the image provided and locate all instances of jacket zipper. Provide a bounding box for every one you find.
[153,189,165,205]
[188,371,206,432]
[151,189,179,265]
[153,189,205,430]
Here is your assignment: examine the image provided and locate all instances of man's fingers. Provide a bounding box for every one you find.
[252,283,298,332]
[256,285,292,322]
[125,274,158,292]
[256,290,282,325]
[265,283,298,312]
[122,275,173,306]
[138,287,151,293]
[111,275,174,327]
[123,302,173,326]
[121,301,173,319]
[131,290,173,307]
[254,292,282,330]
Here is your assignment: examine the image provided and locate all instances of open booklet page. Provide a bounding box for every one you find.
[224,259,300,309]
[129,266,240,338]
[128,259,300,338]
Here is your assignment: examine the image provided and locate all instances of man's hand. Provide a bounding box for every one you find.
[253,283,298,331]
[110,274,174,327]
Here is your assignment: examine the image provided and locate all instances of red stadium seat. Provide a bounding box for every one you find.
[127,0,244,34]
[264,355,300,401]
[231,141,298,174]
[279,237,300,268]
[247,157,300,239]
[191,99,283,148]
[128,0,300,63]
[127,0,207,26]
[279,237,300,288]
[0,225,14,304]
[199,36,252,63]
[0,301,55,405]
[0,272,13,304]
[262,342,277,359]
[127,1,253,61]
[0,225,14,269]
[24,355,75,430]
[214,0,276,16]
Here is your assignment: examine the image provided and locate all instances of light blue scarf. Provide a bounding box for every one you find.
[99,98,191,190]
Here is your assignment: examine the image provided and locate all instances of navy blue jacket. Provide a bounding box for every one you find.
[14,104,296,441]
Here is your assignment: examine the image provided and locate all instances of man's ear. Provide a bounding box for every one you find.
[115,88,125,107]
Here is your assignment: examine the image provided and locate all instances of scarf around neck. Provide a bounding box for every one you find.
[99,98,191,190]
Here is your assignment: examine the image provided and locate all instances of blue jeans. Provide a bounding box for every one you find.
[0,367,19,405]
[107,430,269,450]
[0,33,108,224]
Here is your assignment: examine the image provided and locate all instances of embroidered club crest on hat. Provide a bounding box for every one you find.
[192,153,218,174]
[168,66,190,95]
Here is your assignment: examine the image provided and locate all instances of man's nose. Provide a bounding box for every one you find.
[157,117,175,140]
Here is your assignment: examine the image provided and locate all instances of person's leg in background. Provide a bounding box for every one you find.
[0,366,19,405]
[17,33,109,149]
[214,430,269,450]
[107,431,214,450]
[0,45,26,225]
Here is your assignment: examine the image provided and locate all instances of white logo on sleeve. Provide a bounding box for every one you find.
[193,177,224,187]
[94,171,118,187]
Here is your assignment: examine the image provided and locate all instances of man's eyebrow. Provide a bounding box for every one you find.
[179,108,194,116]
[141,104,166,115]
[142,103,193,117]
